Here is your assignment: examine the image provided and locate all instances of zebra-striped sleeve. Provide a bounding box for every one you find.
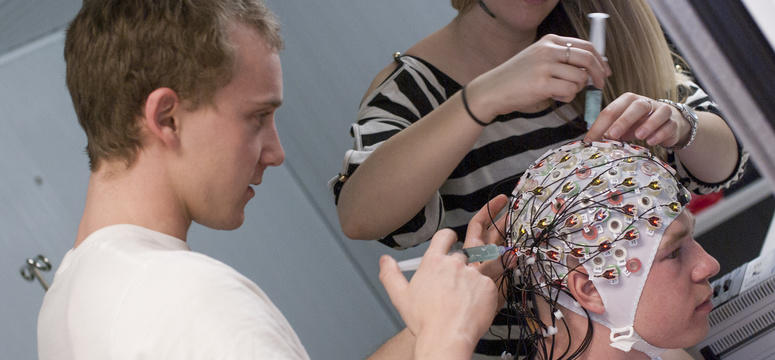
[668,81,749,194]
[332,59,448,249]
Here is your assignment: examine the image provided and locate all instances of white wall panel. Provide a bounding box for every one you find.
[0,0,80,55]
[0,32,88,360]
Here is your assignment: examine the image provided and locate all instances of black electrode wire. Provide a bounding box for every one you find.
[510,153,642,242]
[520,156,670,270]
[558,312,573,360]
[485,171,530,241]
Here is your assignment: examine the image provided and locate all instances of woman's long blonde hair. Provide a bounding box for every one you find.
[559,0,684,106]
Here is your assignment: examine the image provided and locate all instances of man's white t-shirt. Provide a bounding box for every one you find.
[38,224,310,360]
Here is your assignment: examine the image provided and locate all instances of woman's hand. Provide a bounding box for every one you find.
[584,92,691,148]
[466,34,611,121]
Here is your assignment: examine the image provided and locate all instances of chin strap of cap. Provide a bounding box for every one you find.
[609,326,666,359]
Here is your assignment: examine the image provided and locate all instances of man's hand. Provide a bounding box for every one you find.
[379,229,498,359]
[463,194,515,280]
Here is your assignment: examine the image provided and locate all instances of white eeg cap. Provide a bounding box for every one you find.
[507,140,690,358]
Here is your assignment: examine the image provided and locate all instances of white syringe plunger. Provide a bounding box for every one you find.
[588,13,610,56]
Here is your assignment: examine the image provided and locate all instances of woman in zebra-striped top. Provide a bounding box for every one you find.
[333,0,746,358]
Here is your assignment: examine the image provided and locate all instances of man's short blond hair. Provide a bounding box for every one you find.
[65,0,283,170]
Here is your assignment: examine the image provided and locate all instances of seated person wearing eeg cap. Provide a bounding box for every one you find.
[486,140,719,360]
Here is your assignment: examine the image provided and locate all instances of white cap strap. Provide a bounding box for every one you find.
[609,326,666,359]
[609,326,638,352]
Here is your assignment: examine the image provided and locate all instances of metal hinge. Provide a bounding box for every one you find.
[20,255,52,291]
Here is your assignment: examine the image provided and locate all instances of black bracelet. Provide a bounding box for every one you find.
[461,86,488,127]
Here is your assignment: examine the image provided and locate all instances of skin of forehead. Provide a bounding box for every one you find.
[658,211,694,252]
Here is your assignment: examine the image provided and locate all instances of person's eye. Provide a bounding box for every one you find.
[251,112,271,127]
[666,247,681,260]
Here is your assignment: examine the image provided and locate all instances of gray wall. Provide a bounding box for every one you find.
[269,0,457,323]
[0,1,454,359]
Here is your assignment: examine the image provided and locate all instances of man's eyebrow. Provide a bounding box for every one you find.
[264,99,282,108]
[659,214,694,251]
[247,99,283,109]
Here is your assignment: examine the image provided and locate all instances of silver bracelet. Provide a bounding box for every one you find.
[657,98,698,151]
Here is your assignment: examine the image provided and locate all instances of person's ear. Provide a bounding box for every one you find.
[142,87,180,147]
[566,267,605,314]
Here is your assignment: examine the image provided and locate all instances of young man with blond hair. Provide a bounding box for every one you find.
[37,1,498,359]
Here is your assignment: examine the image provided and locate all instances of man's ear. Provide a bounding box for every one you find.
[142,87,180,147]
[566,267,605,314]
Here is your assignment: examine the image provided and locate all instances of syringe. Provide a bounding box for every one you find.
[397,244,508,272]
[583,13,610,129]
